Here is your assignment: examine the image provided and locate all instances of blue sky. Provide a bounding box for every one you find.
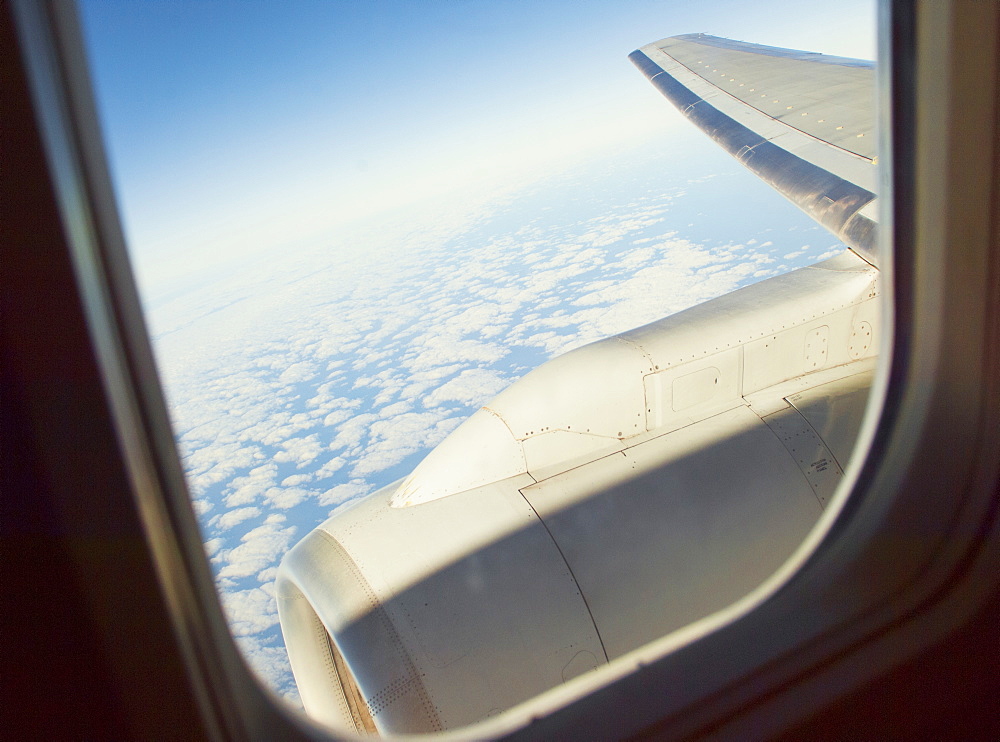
[79,0,874,302]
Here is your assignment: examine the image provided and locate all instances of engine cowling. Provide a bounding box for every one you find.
[276,252,879,735]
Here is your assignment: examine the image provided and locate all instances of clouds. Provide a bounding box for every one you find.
[221,585,280,637]
[217,515,297,580]
[263,486,311,510]
[423,368,509,408]
[277,361,318,385]
[350,411,463,478]
[401,336,509,372]
[318,480,371,508]
[223,463,278,508]
[212,506,262,531]
[329,412,378,453]
[272,434,322,468]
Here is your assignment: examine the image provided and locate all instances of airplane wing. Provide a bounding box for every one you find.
[276,36,882,736]
[630,34,878,266]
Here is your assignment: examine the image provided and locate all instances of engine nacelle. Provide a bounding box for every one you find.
[277,252,878,735]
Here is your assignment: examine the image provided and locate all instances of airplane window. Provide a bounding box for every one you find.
[77,0,879,735]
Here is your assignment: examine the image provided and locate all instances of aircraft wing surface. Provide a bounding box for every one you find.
[630,34,878,265]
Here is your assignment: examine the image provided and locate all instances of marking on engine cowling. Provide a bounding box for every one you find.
[516,493,610,664]
[804,325,830,371]
[849,320,873,358]
[762,404,844,508]
[561,650,600,683]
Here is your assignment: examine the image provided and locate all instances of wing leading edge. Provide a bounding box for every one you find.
[630,34,878,266]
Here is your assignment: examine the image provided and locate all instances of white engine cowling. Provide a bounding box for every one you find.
[276,252,879,735]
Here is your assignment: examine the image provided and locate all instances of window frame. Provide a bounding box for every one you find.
[6,0,999,738]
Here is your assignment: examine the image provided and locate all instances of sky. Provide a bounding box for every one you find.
[80,0,875,304]
[78,0,877,714]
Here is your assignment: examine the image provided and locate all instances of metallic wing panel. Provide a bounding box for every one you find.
[630,34,878,265]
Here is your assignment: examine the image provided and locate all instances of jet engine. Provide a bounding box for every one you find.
[276,251,879,735]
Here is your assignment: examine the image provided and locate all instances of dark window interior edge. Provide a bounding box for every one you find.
[4,0,999,739]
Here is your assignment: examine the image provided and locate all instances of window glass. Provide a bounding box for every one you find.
[79,0,877,732]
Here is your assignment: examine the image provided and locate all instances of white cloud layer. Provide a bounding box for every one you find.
[218,516,297,580]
